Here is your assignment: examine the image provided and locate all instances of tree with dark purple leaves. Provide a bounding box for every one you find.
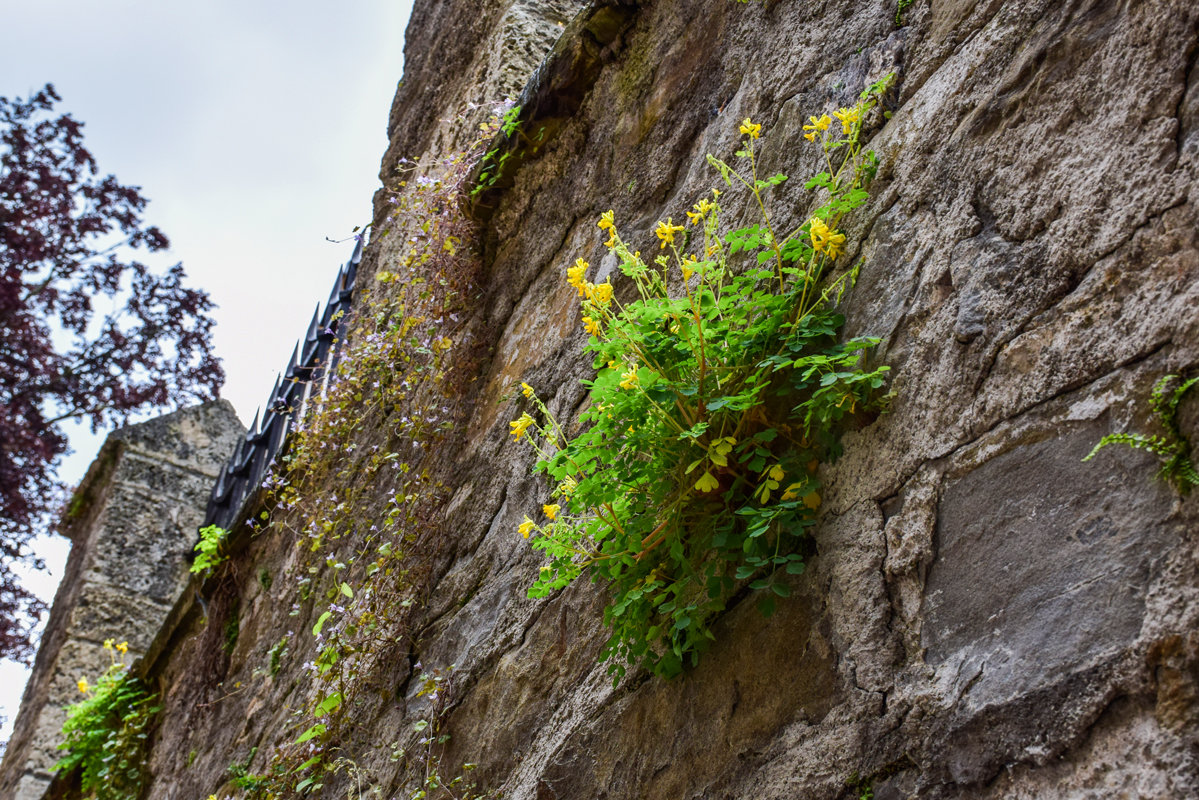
[0,84,224,662]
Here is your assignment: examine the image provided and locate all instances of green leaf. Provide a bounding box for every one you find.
[694,471,720,493]
[312,611,332,636]
[339,582,353,598]
[315,692,342,716]
[297,756,322,771]
[294,723,326,745]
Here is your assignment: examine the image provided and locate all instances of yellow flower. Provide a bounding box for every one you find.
[116,641,128,655]
[567,259,588,296]
[521,382,535,398]
[582,315,601,336]
[598,209,615,232]
[809,216,830,247]
[803,114,832,142]
[77,678,89,694]
[739,118,762,139]
[808,217,845,256]
[542,503,561,521]
[686,199,713,226]
[825,233,846,259]
[539,565,553,575]
[590,282,614,306]
[654,219,685,249]
[620,367,639,390]
[681,255,697,282]
[103,638,114,651]
[518,517,536,538]
[560,476,578,496]
[509,413,534,440]
[833,106,861,135]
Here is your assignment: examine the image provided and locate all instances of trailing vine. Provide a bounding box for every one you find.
[203,104,515,799]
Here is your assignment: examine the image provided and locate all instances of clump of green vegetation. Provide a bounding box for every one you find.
[228,747,271,794]
[391,665,490,800]
[1085,373,1199,493]
[191,524,230,574]
[267,636,288,677]
[513,76,894,680]
[55,642,160,800]
[230,102,505,797]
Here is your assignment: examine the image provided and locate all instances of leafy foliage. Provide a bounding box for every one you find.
[515,77,894,679]
[55,658,159,800]
[190,524,230,575]
[1084,373,1199,493]
[206,103,508,799]
[0,84,223,660]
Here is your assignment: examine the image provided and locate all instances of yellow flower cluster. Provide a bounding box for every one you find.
[808,217,846,259]
[521,382,535,398]
[833,106,861,134]
[619,367,639,390]
[803,114,831,142]
[588,282,614,306]
[654,219,685,249]
[598,209,616,247]
[102,638,129,654]
[77,678,90,694]
[686,198,713,226]
[681,254,697,282]
[518,517,535,538]
[542,503,560,521]
[568,257,614,337]
[567,258,588,297]
[739,117,762,139]
[510,412,534,440]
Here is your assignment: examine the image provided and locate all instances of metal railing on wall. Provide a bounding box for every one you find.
[202,239,363,532]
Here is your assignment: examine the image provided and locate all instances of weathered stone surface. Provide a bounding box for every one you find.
[0,402,243,799]
[16,0,1199,799]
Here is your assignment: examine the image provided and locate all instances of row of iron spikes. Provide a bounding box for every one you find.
[203,239,363,529]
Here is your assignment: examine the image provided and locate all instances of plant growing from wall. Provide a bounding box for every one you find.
[191,524,230,575]
[55,639,160,800]
[389,664,491,800]
[226,103,507,799]
[1084,372,1199,493]
[514,76,894,679]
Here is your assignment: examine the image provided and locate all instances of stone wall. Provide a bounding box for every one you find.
[20,0,1199,798]
[0,402,243,799]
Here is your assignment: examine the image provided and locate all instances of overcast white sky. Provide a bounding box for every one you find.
[0,0,415,742]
